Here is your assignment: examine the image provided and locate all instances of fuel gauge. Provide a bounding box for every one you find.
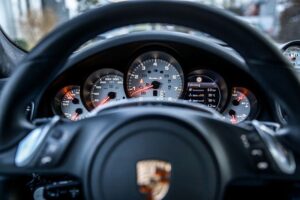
[223,87,258,124]
[53,85,89,121]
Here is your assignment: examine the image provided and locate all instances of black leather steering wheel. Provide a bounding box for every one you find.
[0,1,300,199]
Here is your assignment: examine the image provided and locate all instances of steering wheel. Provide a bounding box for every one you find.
[0,1,299,199]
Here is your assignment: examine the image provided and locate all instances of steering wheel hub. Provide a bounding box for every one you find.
[88,117,218,200]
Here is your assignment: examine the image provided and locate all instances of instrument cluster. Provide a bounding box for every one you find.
[52,51,259,124]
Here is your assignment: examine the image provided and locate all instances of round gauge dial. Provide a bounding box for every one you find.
[223,87,258,124]
[283,46,300,68]
[127,51,184,100]
[83,69,126,109]
[185,70,227,111]
[53,85,89,121]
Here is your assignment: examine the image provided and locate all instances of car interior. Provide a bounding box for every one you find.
[0,0,300,199]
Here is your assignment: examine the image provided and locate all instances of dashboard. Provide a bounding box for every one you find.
[36,33,299,125]
[52,51,258,124]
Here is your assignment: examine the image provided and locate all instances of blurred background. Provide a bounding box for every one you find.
[0,0,299,51]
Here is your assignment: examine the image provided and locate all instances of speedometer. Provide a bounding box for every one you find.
[83,69,126,109]
[127,51,184,100]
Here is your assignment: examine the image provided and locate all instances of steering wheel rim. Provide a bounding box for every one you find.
[0,0,299,150]
[0,1,299,199]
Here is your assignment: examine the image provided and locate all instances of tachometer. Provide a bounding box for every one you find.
[53,85,88,121]
[127,51,184,100]
[83,69,126,109]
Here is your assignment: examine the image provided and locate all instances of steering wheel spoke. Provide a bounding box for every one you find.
[0,114,114,179]
[207,119,299,195]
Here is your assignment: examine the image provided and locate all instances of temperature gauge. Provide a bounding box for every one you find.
[223,87,258,124]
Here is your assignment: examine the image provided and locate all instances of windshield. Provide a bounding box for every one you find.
[0,0,299,51]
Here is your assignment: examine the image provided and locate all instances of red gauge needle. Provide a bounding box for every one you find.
[237,94,245,102]
[71,112,79,121]
[99,96,110,105]
[130,84,154,97]
[230,115,238,124]
[97,92,117,107]
[228,109,238,124]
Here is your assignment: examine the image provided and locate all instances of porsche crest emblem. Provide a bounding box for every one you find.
[136,160,172,200]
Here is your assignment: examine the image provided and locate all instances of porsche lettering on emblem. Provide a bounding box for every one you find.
[136,160,171,200]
